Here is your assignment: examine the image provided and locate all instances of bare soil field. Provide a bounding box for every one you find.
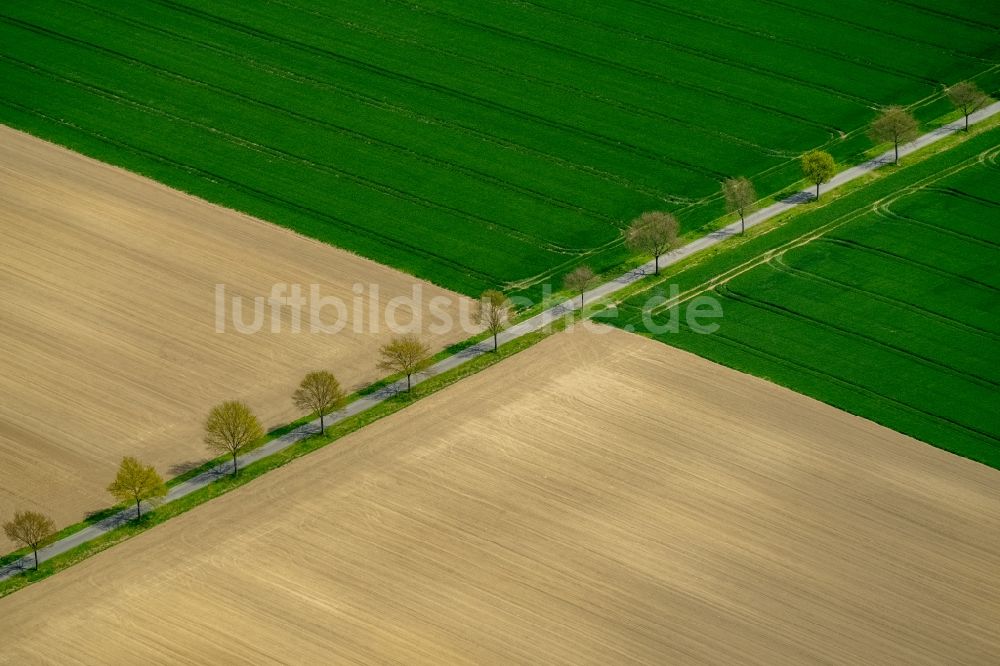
[0,126,471,528]
[1,327,997,664]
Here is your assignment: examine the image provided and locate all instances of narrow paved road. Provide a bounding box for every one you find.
[2,102,997,582]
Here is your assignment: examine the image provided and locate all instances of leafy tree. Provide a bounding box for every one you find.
[204,400,264,476]
[3,510,55,570]
[564,265,596,307]
[377,334,432,392]
[476,290,515,352]
[947,81,990,131]
[868,106,918,164]
[293,371,346,434]
[625,211,679,274]
[801,151,835,200]
[107,456,167,519]
[722,177,757,234]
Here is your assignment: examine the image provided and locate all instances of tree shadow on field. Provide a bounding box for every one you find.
[169,460,206,476]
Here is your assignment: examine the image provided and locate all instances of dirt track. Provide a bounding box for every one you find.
[0,127,471,528]
[1,326,996,664]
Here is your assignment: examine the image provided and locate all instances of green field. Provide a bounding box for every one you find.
[1,0,998,295]
[608,126,1000,468]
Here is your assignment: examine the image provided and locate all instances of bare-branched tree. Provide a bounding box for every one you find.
[3,511,56,570]
[564,266,596,307]
[476,290,515,352]
[868,106,918,164]
[947,81,990,131]
[625,211,679,275]
[722,177,757,234]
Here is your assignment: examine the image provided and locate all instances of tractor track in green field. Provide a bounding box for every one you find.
[874,209,1000,251]
[272,0,798,161]
[769,254,1000,343]
[818,237,1000,293]
[148,0,732,182]
[60,0,684,213]
[918,186,1000,209]
[53,0,719,205]
[625,0,947,85]
[886,0,1000,32]
[384,0,841,136]
[751,0,996,63]
[17,0,688,209]
[449,0,878,110]
[715,282,1000,390]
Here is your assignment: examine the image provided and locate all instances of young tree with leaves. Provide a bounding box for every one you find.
[947,81,989,131]
[625,211,679,274]
[476,290,515,352]
[868,106,918,164]
[293,371,346,434]
[801,150,835,200]
[107,456,167,519]
[564,266,596,307]
[204,400,264,476]
[377,334,432,392]
[3,510,56,570]
[722,177,757,234]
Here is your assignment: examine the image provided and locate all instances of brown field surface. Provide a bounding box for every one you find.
[1,326,998,664]
[0,126,471,528]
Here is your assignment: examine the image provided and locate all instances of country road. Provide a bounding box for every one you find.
[2,101,997,582]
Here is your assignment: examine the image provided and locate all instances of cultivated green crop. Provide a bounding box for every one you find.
[0,0,997,295]
[610,126,1000,468]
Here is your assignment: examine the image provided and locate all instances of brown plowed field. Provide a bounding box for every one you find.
[0,127,471,527]
[1,327,996,664]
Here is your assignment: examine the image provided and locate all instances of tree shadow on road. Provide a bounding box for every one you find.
[782,190,814,204]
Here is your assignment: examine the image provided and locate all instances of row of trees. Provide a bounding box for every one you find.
[560,82,990,306]
[1,336,444,569]
[204,335,440,480]
[804,82,989,198]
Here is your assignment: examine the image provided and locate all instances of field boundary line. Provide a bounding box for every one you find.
[668,318,1000,444]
